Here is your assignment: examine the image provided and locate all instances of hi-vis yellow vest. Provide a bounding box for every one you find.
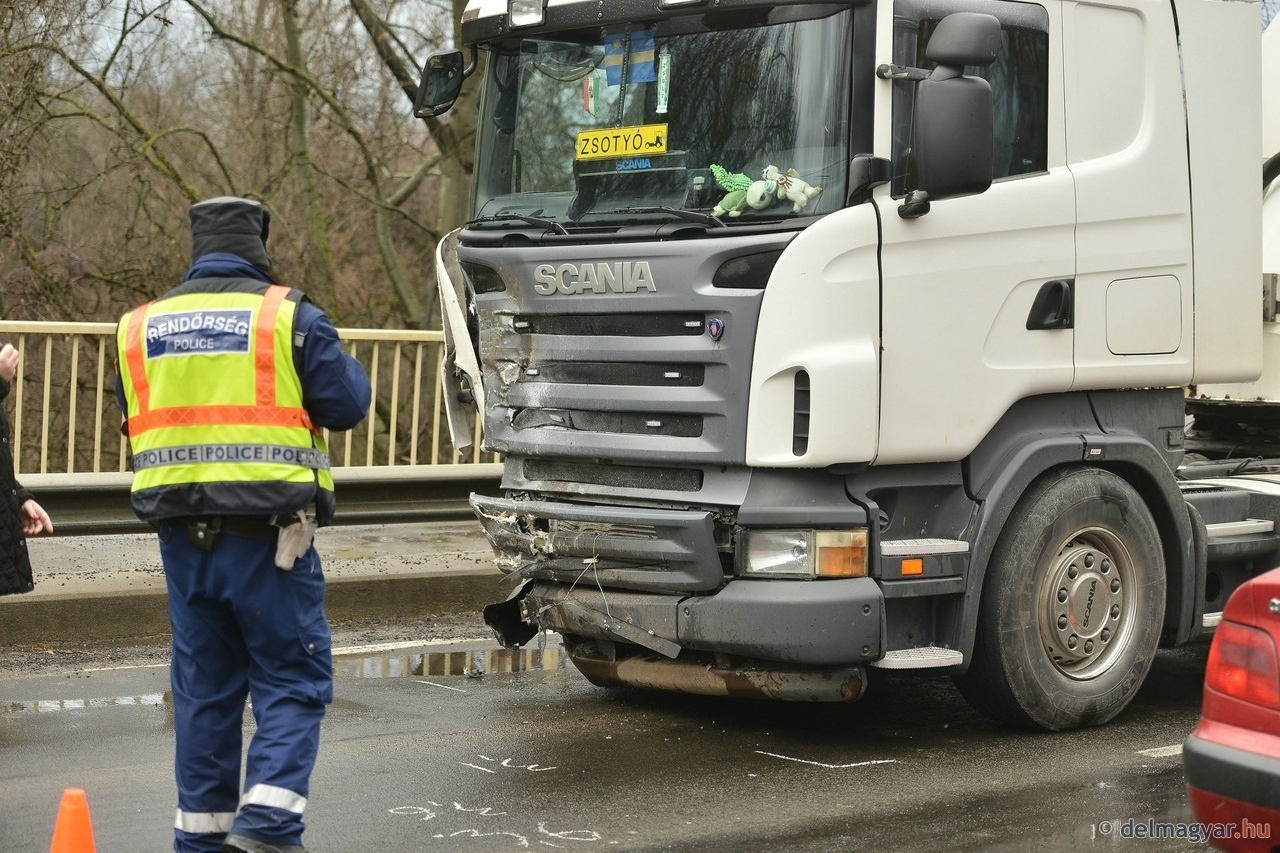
[117,284,334,522]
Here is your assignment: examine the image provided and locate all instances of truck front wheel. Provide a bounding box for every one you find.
[955,467,1166,731]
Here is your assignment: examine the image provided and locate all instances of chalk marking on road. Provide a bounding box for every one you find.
[414,679,467,692]
[1136,744,1183,758]
[464,755,558,773]
[454,802,508,815]
[390,803,601,847]
[460,762,497,773]
[755,751,898,769]
[388,805,439,820]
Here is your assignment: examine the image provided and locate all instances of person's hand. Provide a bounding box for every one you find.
[0,344,17,384]
[20,499,52,536]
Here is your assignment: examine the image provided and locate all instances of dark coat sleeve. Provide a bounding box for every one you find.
[293,301,372,431]
[0,376,35,595]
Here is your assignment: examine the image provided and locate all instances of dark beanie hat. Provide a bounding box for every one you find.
[189,196,271,271]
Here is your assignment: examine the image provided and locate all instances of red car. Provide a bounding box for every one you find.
[1184,566,1280,852]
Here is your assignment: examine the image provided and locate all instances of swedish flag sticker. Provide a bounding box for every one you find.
[603,29,656,86]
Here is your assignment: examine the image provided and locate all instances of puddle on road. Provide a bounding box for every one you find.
[334,644,569,680]
[3,645,568,713]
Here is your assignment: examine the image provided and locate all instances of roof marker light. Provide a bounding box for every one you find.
[509,0,544,28]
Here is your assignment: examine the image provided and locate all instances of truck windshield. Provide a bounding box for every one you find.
[471,8,853,230]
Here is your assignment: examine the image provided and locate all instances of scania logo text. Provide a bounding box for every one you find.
[533,261,657,295]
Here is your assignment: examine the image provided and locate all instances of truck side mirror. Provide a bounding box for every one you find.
[414,48,472,119]
[906,12,1000,214]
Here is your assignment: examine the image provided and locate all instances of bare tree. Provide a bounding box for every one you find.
[0,0,475,330]
[0,0,483,468]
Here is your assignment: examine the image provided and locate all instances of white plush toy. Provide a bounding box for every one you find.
[761,165,822,212]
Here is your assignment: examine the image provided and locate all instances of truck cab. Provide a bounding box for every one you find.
[422,0,1267,730]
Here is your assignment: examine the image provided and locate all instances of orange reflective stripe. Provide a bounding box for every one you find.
[256,285,288,406]
[124,302,153,416]
[127,404,314,435]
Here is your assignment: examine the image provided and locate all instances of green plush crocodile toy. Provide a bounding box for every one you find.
[709,163,754,217]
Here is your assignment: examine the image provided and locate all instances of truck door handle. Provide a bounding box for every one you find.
[1026,279,1074,330]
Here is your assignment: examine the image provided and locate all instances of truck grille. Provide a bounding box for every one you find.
[523,459,703,492]
[462,235,788,483]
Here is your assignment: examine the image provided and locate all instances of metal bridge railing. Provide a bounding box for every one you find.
[0,321,501,531]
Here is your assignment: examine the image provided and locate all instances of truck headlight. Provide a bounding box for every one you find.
[508,0,544,28]
[737,529,868,579]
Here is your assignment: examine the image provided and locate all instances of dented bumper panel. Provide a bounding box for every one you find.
[507,575,884,667]
[566,639,867,703]
[471,493,724,592]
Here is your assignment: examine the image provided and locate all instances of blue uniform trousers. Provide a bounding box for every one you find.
[157,520,332,853]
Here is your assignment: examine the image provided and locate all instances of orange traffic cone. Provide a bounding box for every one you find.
[49,787,96,853]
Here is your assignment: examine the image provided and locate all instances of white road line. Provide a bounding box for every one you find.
[755,751,898,769]
[415,680,467,693]
[1136,745,1184,758]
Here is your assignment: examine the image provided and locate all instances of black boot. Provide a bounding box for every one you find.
[221,834,309,853]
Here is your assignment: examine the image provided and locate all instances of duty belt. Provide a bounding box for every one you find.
[173,515,279,551]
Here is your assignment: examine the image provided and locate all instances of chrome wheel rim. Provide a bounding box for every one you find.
[1039,527,1136,680]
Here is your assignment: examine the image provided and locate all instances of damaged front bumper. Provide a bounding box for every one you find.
[471,494,726,592]
[484,576,884,701]
[474,492,885,702]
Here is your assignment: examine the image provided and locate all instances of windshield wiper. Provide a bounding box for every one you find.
[605,207,727,228]
[465,213,569,235]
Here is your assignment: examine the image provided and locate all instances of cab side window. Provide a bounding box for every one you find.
[891,0,1049,197]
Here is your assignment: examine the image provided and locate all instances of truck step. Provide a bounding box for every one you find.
[1204,518,1275,538]
[1199,516,1280,563]
[1202,612,1223,629]
[880,538,969,556]
[869,647,964,669]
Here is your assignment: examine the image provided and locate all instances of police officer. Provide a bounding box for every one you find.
[116,197,371,853]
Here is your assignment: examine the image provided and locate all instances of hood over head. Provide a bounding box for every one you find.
[189,196,271,271]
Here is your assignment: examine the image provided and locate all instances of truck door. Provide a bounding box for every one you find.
[874,0,1074,465]
[1063,0,1192,390]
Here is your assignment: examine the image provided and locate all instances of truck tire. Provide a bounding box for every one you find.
[955,466,1166,731]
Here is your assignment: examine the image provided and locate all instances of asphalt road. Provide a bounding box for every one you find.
[0,630,1214,852]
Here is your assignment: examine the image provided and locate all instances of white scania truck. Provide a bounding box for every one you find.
[417,0,1280,730]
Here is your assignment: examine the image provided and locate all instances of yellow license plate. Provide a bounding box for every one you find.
[576,124,668,160]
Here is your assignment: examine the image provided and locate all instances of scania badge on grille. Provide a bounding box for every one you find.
[707,317,725,341]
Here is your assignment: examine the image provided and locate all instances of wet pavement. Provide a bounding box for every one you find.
[0,519,1228,851]
[0,632,1215,852]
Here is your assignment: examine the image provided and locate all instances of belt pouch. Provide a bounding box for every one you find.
[188,518,222,552]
